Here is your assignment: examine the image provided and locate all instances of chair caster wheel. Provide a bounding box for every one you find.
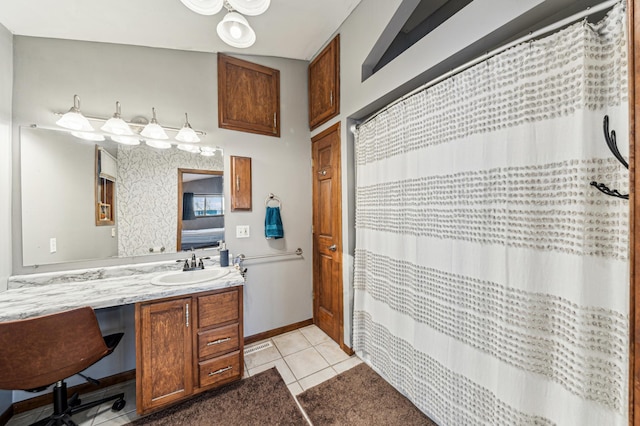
[112,399,126,411]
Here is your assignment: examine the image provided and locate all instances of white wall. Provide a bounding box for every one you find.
[0,18,12,420]
[11,37,313,338]
[310,0,584,347]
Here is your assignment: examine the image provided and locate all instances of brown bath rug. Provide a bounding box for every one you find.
[297,362,436,425]
[130,368,306,425]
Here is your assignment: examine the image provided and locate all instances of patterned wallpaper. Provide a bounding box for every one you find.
[117,144,223,257]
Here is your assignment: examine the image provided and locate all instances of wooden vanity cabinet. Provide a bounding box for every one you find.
[308,34,340,130]
[136,286,243,415]
[218,53,280,137]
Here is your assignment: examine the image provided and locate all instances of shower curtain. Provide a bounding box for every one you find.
[353,3,629,425]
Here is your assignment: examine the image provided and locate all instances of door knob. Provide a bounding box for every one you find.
[318,170,327,176]
[328,244,337,252]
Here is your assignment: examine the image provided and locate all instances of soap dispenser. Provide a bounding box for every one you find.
[219,241,229,267]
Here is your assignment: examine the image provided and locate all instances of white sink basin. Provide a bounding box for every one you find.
[151,268,231,286]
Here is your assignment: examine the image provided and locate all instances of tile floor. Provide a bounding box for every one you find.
[6,325,362,426]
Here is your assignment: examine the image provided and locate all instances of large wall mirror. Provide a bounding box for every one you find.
[20,126,224,267]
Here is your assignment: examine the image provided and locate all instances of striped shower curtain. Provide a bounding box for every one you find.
[353,3,629,425]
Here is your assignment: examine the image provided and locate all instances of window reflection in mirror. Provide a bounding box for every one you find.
[177,169,224,252]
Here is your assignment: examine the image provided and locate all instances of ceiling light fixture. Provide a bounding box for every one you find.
[175,113,201,143]
[101,101,134,136]
[56,95,95,132]
[140,108,169,140]
[180,0,270,48]
[179,0,223,15]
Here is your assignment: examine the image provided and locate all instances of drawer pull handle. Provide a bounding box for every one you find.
[206,337,232,346]
[209,366,233,376]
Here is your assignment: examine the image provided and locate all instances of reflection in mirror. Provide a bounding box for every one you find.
[20,126,224,266]
[177,169,224,252]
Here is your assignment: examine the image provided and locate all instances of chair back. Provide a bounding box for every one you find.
[0,307,109,390]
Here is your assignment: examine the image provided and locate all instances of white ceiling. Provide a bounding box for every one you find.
[0,0,362,61]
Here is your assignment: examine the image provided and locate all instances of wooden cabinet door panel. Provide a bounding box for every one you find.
[309,35,340,130]
[218,54,280,137]
[137,298,193,413]
[230,156,252,211]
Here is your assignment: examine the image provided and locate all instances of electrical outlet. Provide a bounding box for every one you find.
[236,225,250,238]
[49,238,57,253]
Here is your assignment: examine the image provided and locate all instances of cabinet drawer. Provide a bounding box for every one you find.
[198,290,239,328]
[198,323,239,359]
[199,351,241,388]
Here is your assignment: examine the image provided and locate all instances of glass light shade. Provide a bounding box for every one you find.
[101,117,134,135]
[71,131,105,141]
[111,135,141,145]
[145,139,172,149]
[140,123,168,140]
[217,12,256,48]
[56,95,95,132]
[227,0,270,16]
[176,127,200,143]
[200,146,218,156]
[177,144,201,153]
[179,0,223,15]
[57,111,94,132]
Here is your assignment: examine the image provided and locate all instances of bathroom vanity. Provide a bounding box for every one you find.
[0,260,245,415]
[136,286,243,414]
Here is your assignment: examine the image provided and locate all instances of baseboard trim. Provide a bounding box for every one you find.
[244,318,314,346]
[11,370,136,416]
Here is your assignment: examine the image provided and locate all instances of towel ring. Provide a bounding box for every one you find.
[265,193,282,210]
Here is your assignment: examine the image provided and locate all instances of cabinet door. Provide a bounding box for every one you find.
[218,54,280,137]
[230,156,252,211]
[136,298,193,414]
[308,34,340,130]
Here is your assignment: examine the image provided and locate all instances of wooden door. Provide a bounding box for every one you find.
[311,122,343,346]
[136,298,193,414]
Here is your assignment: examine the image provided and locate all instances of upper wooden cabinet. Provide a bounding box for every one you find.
[218,54,280,137]
[230,156,252,211]
[308,35,340,130]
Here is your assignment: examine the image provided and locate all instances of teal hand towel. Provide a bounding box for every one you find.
[265,206,284,239]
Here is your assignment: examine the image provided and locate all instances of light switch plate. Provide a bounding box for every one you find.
[236,225,250,238]
[49,238,57,253]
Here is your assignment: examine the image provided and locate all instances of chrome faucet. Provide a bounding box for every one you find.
[176,255,210,271]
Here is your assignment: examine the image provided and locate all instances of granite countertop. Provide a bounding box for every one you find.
[0,260,244,322]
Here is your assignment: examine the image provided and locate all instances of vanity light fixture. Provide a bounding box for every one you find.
[179,0,270,48]
[140,108,169,140]
[177,143,202,153]
[71,131,105,142]
[145,139,172,150]
[56,95,95,132]
[110,135,141,146]
[101,101,134,136]
[175,113,201,143]
[200,146,222,157]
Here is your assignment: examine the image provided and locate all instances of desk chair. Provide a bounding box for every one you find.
[0,307,126,426]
